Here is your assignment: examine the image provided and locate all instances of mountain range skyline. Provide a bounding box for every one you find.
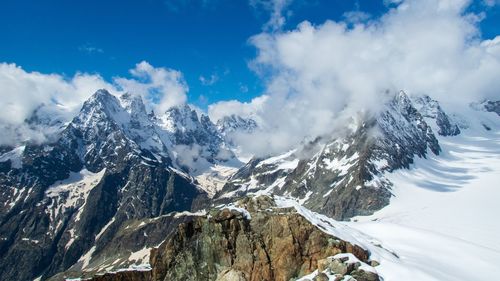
[1,1,499,281]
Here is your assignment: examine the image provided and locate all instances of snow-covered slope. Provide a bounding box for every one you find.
[212,95,500,281]
[343,107,500,280]
[274,116,500,280]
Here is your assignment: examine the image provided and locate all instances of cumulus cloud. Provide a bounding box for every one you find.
[0,63,113,145]
[0,61,188,145]
[210,0,500,156]
[208,95,268,122]
[114,61,188,114]
[0,63,111,127]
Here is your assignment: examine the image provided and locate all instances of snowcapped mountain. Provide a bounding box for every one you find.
[156,104,238,174]
[345,103,500,281]
[216,114,258,136]
[0,89,234,281]
[217,91,443,220]
[412,95,461,136]
[0,89,498,281]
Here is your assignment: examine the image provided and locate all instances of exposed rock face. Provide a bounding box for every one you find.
[216,115,258,146]
[63,196,378,281]
[87,196,373,281]
[218,91,441,220]
[216,114,258,135]
[308,254,380,281]
[149,196,369,281]
[413,95,460,136]
[80,196,378,281]
[483,100,500,116]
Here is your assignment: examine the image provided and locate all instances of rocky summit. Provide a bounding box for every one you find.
[82,196,379,281]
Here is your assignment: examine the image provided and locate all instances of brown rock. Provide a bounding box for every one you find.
[150,196,370,281]
[216,269,247,281]
[313,272,330,281]
[351,269,380,281]
[86,196,373,281]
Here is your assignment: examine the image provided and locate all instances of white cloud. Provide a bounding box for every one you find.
[0,61,189,145]
[199,73,219,86]
[114,61,188,114]
[2,0,499,157]
[211,0,500,156]
[250,0,292,31]
[0,63,113,145]
[0,63,111,127]
[208,95,268,122]
[342,10,371,24]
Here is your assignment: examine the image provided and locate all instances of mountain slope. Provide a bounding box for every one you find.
[217,91,441,220]
[347,105,500,280]
[0,90,213,281]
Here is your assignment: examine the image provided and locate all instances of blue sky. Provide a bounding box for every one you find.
[1,0,499,109]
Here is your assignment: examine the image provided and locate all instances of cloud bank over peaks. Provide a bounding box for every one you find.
[114,61,188,114]
[209,0,500,157]
[0,61,189,146]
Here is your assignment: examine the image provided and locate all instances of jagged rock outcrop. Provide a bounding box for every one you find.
[300,253,380,281]
[413,95,460,136]
[216,114,257,135]
[483,100,500,116]
[216,115,258,147]
[85,196,373,281]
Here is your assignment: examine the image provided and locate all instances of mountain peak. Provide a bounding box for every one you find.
[89,88,115,102]
[391,90,414,113]
[164,104,199,126]
[78,89,123,119]
[216,114,258,135]
[119,93,148,119]
[413,95,461,136]
[75,89,124,127]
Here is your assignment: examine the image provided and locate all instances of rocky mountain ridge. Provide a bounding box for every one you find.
[0,89,225,280]
[0,89,494,281]
[80,196,380,281]
[216,91,456,220]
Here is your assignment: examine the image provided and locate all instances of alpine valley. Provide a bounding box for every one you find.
[0,89,499,281]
